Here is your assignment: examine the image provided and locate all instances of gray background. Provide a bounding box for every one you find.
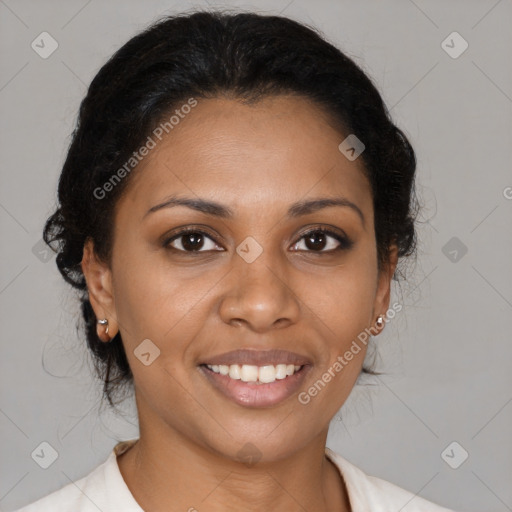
[1,1,511,511]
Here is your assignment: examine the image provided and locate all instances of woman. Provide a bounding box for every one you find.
[15,10,456,512]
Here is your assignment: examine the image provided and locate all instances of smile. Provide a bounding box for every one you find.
[200,362,311,408]
[205,363,302,384]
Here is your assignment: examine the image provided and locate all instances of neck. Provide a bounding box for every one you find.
[117,420,351,511]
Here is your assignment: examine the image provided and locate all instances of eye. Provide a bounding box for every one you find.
[163,226,353,254]
[164,228,223,253]
[291,227,353,253]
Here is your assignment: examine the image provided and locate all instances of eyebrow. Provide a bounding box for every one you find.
[144,195,365,227]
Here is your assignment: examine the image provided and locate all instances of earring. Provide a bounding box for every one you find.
[97,318,111,341]
[376,315,384,328]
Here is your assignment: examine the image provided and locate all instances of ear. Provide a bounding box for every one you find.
[81,238,118,342]
[371,243,399,335]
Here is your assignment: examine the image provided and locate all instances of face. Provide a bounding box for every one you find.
[83,94,397,462]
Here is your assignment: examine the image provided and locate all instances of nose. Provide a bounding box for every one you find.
[218,252,301,333]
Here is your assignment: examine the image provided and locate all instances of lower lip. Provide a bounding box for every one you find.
[199,365,311,408]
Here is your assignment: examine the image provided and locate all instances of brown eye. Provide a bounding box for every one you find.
[164,229,222,253]
[292,228,353,253]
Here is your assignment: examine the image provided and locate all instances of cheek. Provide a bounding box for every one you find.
[111,247,182,341]
[111,244,222,353]
[303,254,378,341]
[111,258,201,401]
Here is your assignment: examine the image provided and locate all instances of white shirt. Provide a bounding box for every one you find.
[14,439,456,511]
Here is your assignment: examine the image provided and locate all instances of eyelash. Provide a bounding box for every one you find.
[163,226,354,255]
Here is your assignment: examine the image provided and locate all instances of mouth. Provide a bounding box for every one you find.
[198,357,312,408]
[203,362,303,384]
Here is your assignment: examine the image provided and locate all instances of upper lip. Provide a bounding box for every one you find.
[201,349,312,367]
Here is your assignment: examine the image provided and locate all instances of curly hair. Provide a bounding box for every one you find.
[43,9,419,407]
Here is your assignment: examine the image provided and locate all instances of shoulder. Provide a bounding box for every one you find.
[325,448,457,512]
[13,455,113,512]
[13,441,141,512]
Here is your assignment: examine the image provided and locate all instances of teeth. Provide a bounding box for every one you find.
[240,364,258,382]
[206,363,302,383]
[228,365,241,379]
[275,364,288,379]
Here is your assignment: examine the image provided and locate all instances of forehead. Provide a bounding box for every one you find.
[116,95,373,221]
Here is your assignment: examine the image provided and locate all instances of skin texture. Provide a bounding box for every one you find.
[81,94,398,512]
